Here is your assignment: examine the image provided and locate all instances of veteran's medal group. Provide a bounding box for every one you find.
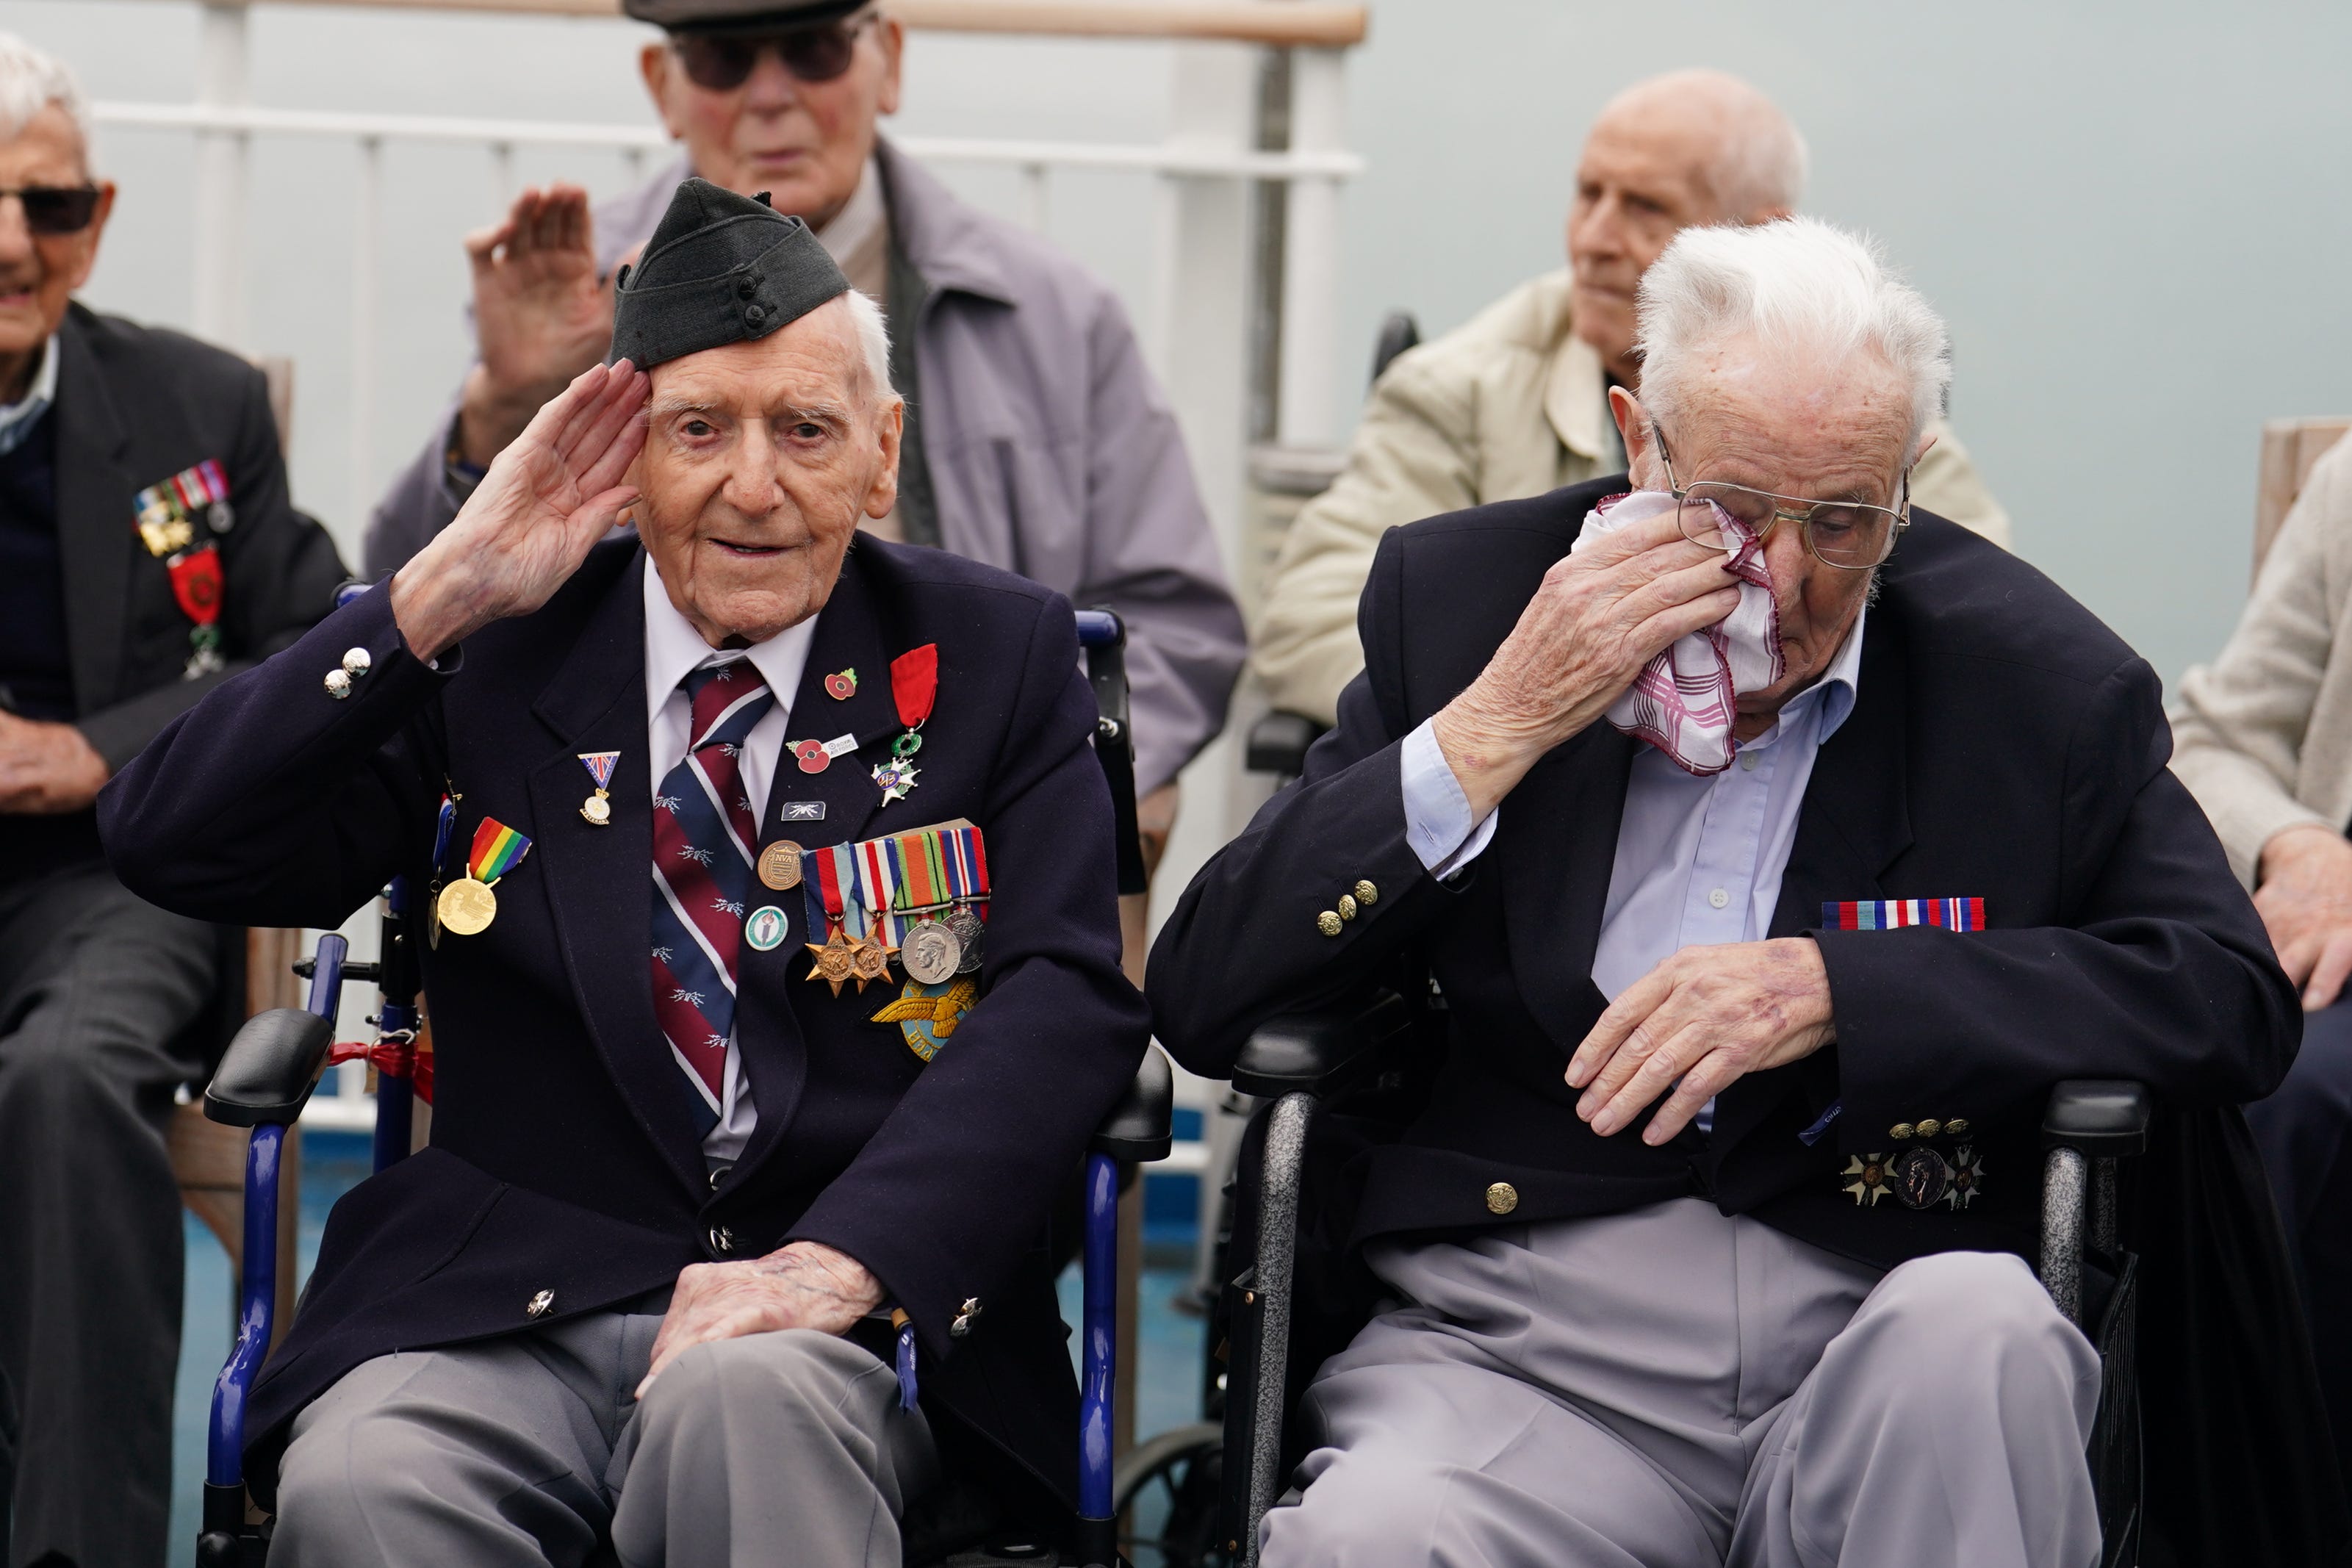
[425,632,990,1061]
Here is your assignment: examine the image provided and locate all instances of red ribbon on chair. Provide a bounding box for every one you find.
[327,1037,435,1104]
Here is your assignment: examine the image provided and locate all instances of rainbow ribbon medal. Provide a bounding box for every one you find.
[436,818,533,938]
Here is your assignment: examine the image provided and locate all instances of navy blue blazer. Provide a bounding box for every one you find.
[1148,481,2299,1275]
[101,536,1150,1503]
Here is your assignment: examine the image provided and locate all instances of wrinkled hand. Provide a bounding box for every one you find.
[637,1242,885,1398]
[2256,824,2352,1010]
[0,712,109,813]
[391,359,648,662]
[458,185,619,467]
[1431,507,1741,819]
[1567,938,1835,1145]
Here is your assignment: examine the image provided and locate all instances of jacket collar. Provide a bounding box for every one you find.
[52,303,136,715]
[873,137,1020,308]
[1544,310,1615,464]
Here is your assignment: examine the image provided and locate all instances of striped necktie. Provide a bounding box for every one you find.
[649,660,775,1134]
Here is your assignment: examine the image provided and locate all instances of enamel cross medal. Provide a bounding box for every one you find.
[873,644,938,806]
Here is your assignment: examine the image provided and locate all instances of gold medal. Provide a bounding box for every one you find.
[805,927,858,997]
[849,932,894,990]
[576,752,619,828]
[437,876,498,936]
[758,840,804,891]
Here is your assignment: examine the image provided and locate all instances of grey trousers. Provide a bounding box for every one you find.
[270,1303,939,1567]
[1263,1198,2102,1568]
[0,863,215,1568]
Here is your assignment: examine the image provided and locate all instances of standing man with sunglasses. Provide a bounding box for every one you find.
[0,32,346,1568]
[364,0,1243,897]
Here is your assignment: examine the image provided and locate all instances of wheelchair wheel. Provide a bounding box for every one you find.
[1110,1421,1231,1568]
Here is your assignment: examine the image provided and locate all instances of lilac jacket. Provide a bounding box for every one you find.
[363,140,1242,794]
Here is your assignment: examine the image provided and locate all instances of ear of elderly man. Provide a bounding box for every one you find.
[1149,217,2295,1567]
[1251,67,2013,732]
[103,177,1151,1564]
[364,0,1241,887]
[0,32,348,1567]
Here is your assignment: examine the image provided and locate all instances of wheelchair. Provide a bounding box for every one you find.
[1110,982,2154,1568]
[192,608,1175,1568]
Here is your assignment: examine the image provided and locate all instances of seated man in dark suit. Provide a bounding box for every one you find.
[0,32,345,1565]
[1149,218,2296,1568]
[103,178,1148,1567]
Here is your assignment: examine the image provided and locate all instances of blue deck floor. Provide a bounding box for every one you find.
[169,1131,1212,1563]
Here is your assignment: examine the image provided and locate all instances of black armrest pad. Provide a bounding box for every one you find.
[204,1008,334,1127]
[1245,711,1328,777]
[1232,993,1409,1098]
[1092,1046,1174,1162]
[2042,1079,2153,1157]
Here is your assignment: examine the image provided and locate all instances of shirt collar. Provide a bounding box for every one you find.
[813,156,886,273]
[1779,603,1868,743]
[0,335,60,458]
[641,555,821,724]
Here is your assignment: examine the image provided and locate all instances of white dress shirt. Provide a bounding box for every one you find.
[1402,610,1868,1129]
[643,564,820,1160]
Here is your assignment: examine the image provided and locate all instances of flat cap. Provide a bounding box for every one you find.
[622,0,864,32]
[607,177,849,372]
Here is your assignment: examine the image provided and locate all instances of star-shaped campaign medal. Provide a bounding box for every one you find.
[848,931,897,993]
[872,758,919,805]
[805,927,859,997]
[1842,1153,1890,1206]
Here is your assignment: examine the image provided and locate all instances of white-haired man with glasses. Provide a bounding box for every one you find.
[1149,217,2294,1567]
[364,0,1242,884]
[0,32,345,1565]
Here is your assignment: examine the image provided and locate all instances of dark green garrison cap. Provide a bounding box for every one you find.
[606,177,849,371]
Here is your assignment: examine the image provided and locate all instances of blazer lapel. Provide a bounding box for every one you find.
[733,548,907,1176]
[1711,619,1913,1154]
[1501,723,1636,1052]
[51,314,137,713]
[525,553,712,1198]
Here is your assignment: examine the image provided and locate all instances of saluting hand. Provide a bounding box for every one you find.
[458,184,619,468]
[1567,937,1836,1145]
[636,1241,886,1399]
[1431,507,1741,820]
[391,359,649,663]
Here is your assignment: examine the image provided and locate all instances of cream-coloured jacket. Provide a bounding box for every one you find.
[1252,269,2015,725]
[2171,436,2352,888]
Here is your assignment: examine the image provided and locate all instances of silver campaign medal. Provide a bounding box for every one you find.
[900,921,963,986]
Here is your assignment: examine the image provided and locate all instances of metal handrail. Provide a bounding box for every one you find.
[119,0,1371,48]
[90,101,1364,181]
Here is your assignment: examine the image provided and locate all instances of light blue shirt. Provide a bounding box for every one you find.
[1401,609,1868,1123]
[0,335,58,458]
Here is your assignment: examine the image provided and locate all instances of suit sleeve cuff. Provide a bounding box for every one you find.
[1401,719,1497,879]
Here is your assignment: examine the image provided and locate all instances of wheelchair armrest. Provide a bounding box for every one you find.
[1245,711,1328,777]
[2042,1079,2153,1158]
[1091,1046,1174,1162]
[203,1007,334,1128]
[1231,992,1409,1099]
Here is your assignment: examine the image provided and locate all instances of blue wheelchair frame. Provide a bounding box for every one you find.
[198,606,1164,1568]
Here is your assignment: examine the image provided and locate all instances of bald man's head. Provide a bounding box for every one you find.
[1566,68,1808,386]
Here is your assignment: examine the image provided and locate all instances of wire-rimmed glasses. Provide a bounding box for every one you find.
[1652,422,1910,570]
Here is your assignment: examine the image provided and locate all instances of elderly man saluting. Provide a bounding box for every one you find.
[369,0,1242,873]
[104,179,1147,1565]
[1150,220,2294,1567]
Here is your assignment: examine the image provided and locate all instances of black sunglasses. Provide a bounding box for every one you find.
[672,13,880,92]
[0,185,99,236]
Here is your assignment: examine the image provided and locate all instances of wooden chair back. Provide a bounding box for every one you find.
[2253,417,2351,578]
